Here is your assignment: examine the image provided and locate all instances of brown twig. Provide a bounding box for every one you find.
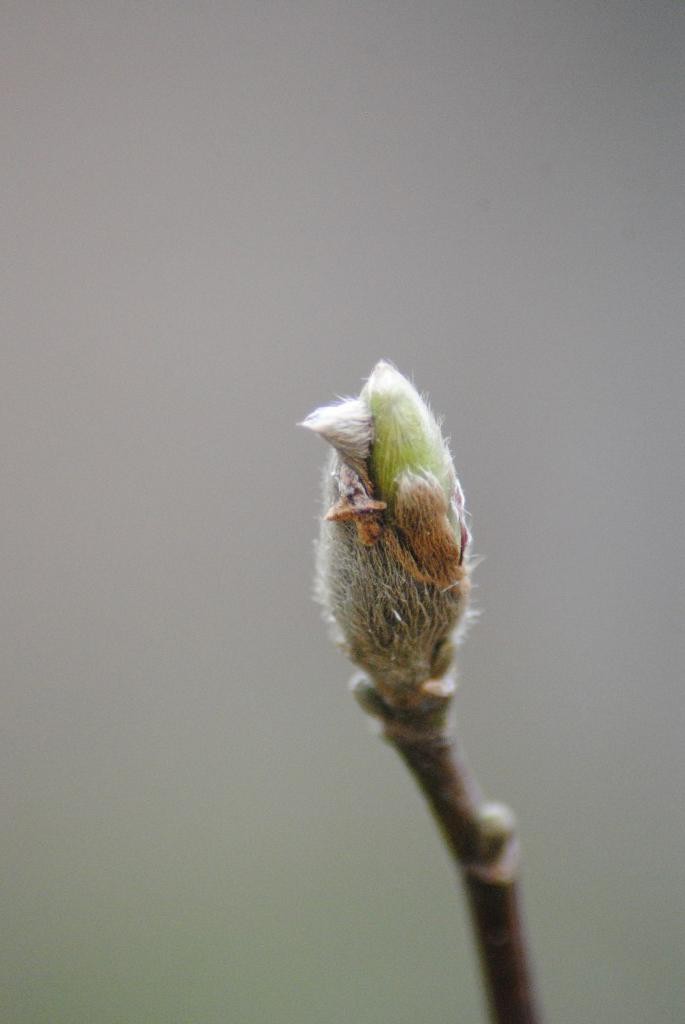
[354,677,542,1024]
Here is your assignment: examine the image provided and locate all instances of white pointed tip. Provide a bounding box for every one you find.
[366,359,405,387]
[369,358,397,375]
[298,411,323,431]
[300,398,373,462]
[364,360,420,406]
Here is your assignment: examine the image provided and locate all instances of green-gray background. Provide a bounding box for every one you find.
[3,3,684,1022]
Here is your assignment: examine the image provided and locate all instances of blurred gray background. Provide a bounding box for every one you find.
[2,3,684,1023]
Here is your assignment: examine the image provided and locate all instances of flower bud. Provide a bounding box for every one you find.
[302,362,470,705]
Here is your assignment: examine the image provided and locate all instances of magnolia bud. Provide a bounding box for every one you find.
[302,362,471,705]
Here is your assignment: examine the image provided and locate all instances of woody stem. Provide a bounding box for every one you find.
[354,679,542,1024]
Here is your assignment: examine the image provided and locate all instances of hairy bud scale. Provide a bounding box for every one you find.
[303,362,471,705]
